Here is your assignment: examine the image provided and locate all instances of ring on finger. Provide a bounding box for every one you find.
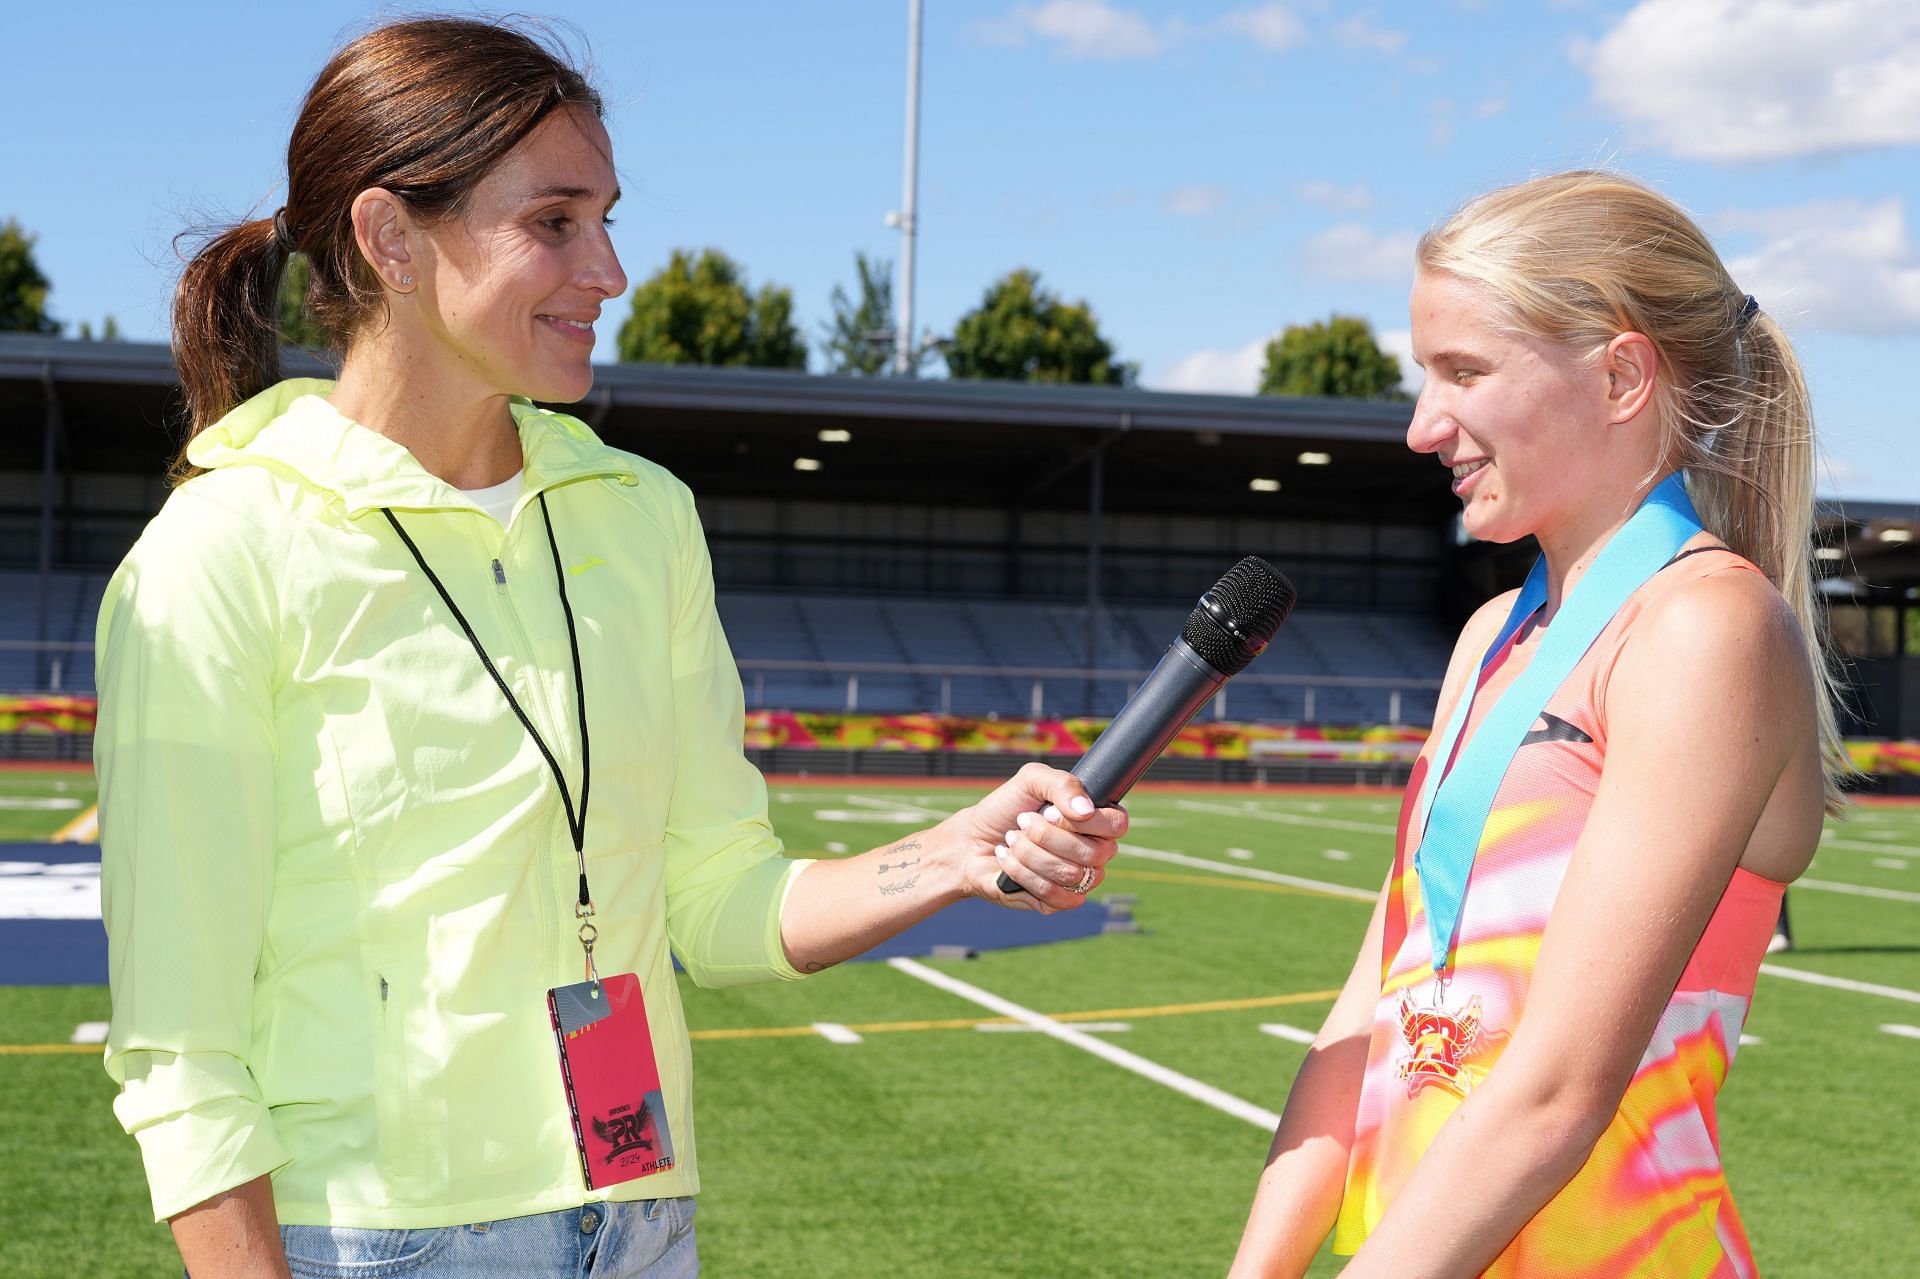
[1071,865,1097,895]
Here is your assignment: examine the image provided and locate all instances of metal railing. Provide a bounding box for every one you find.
[0,642,1444,725]
[735,658,1440,725]
[0,640,93,693]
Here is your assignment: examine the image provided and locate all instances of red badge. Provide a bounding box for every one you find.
[549,973,676,1189]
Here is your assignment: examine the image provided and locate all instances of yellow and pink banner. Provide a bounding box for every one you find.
[8,696,1920,775]
[0,695,96,735]
[742,710,1429,762]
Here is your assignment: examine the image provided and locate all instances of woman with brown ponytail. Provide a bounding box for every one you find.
[1231,171,1845,1277]
[95,16,1124,1278]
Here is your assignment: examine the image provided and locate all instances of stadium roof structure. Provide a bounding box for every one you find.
[3,332,1918,595]
[0,333,1451,524]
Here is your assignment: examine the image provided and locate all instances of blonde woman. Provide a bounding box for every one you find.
[1232,171,1844,1277]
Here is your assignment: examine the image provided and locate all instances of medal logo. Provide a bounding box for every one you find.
[1395,986,1483,1098]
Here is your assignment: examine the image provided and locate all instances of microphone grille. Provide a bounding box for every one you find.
[1180,556,1297,677]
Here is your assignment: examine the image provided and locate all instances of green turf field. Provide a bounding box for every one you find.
[3,769,1916,1276]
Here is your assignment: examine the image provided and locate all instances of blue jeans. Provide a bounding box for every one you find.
[271,1198,697,1278]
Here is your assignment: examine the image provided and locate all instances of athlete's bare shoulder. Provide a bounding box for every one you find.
[1429,589,1525,727]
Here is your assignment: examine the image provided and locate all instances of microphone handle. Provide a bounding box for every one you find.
[995,638,1227,895]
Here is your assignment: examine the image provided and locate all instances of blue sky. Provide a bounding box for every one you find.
[8,1,1920,500]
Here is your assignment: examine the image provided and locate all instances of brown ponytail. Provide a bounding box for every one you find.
[171,217,290,451]
[1419,171,1851,810]
[169,16,601,467]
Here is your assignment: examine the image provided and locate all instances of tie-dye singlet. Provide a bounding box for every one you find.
[1334,549,1786,1276]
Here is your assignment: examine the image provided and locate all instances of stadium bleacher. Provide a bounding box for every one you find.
[0,570,106,693]
[1,571,1448,729]
[717,591,1451,725]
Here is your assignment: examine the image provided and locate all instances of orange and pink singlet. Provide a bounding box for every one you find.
[1334,548,1786,1277]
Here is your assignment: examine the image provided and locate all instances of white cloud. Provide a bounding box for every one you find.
[1375,328,1426,396]
[1470,95,1508,120]
[1153,335,1271,394]
[984,1,1168,59]
[979,1,1309,59]
[1428,97,1456,145]
[1578,0,1920,161]
[1151,322,1424,396]
[1332,16,1409,53]
[1219,3,1307,52]
[1295,180,1375,213]
[1301,224,1420,283]
[1722,198,1920,336]
[1164,184,1233,217]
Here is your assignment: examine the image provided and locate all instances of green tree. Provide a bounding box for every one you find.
[1258,314,1405,399]
[0,218,59,334]
[616,248,806,369]
[822,252,896,376]
[944,269,1133,385]
[78,316,123,342]
[277,253,331,349]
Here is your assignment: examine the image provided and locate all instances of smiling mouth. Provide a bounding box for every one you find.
[1450,460,1489,481]
[542,316,594,332]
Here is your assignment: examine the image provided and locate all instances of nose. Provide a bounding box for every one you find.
[1405,383,1452,456]
[584,225,628,300]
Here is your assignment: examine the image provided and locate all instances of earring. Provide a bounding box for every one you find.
[400,275,414,286]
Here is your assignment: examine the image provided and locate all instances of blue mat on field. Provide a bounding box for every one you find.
[0,842,105,985]
[0,843,1115,986]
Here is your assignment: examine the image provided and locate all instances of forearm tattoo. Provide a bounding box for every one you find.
[877,840,923,897]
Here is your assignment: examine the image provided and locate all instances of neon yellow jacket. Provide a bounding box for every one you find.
[97,379,809,1226]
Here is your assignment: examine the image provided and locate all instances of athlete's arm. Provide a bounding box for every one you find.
[1229,592,1516,1277]
[1338,571,1819,1277]
[169,1175,292,1279]
[1229,882,1389,1279]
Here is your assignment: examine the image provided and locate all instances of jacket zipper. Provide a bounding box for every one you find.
[487,527,575,985]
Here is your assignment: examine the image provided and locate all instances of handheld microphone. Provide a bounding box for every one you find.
[996,556,1297,895]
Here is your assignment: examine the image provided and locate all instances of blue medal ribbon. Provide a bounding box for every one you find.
[1410,471,1704,976]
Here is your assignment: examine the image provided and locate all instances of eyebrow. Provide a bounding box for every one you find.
[522,184,621,206]
[1416,349,1483,370]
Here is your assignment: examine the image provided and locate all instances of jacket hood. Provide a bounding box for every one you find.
[186,379,637,515]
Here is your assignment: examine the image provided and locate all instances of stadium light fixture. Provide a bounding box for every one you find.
[1814,546,1845,561]
[1249,477,1281,493]
[793,457,823,472]
[1878,527,1913,544]
[817,428,852,443]
[1296,451,1332,466]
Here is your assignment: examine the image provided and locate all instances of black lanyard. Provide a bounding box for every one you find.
[381,493,598,944]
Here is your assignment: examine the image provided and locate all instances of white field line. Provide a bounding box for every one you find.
[846,794,952,819]
[976,1021,1130,1034]
[1259,1023,1318,1045]
[811,1023,863,1044]
[1176,799,1396,837]
[813,810,933,823]
[1819,836,1920,856]
[1873,859,1910,871]
[888,957,1280,1130]
[1881,1025,1920,1041]
[69,1022,109,1044]
[1795,878,1920,904]
[1759,965,1920,1005]
[1739,1034,1762,1046]
[1120,843,1376,903]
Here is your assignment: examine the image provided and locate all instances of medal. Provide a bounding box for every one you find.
[1394,976,1483,1099]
